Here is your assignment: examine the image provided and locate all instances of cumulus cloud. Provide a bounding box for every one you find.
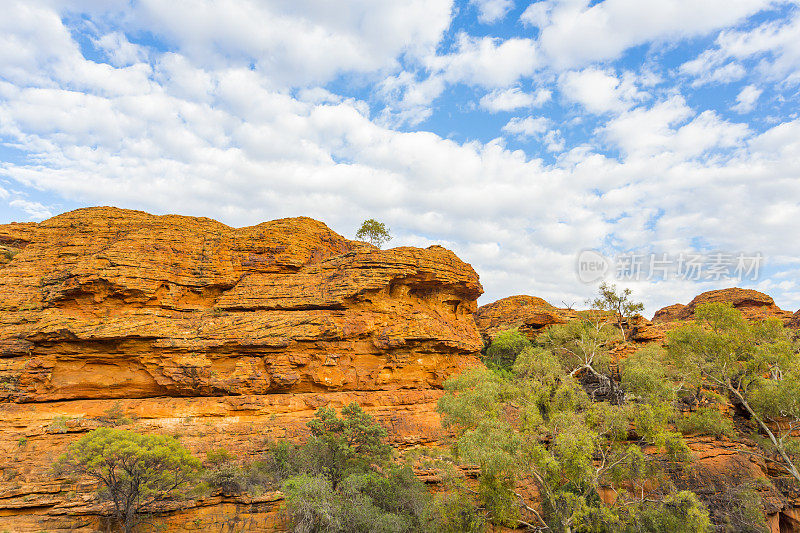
[379,33,540,124]
[601,96,749,157]
[479,87,551,112]
[8,198,52,220]
[501,116,551,138]
[471,0,514,23]
[732,85,763,113]
[427,33,540,87]
[1,0,799,316]
[559,68,648,114]
[521,0,782,69]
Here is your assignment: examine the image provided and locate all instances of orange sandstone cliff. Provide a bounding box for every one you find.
[0,207,484,531]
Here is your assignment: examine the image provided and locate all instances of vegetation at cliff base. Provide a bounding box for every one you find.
[440,317,709,532]
[276,403,434,533]
[667,302,800,482]
[56,428,202,533]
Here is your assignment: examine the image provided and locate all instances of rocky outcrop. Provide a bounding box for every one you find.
[652,288,794,324]
[474,295,588,341]
[0,207,484,530]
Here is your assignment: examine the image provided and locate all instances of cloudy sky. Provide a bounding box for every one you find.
[1,0,799,315]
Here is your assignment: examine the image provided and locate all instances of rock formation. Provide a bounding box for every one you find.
[0,207,484,531]
[651,288,794,324]
[473,294,587,342]
[476,288,797,348]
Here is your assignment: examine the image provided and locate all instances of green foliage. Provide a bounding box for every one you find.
[712,482,770,533]
[591,281,645,341]
[56,428,202,533]
[303,403,392,487]
[424,489,486,533]
[677,407,735,439]
[97,402,134,427]
[17,436,28,447]
[436,314,714,532]
[621,345,676,404]
[355,219,391,248]
[624,490,712,533]
[539,318,619,400]
[438,341,701,532]
[47,415,78,434]
[483,329,531,370]
[280,403,432,533]
[668,303,800,481]
[204,451,277,496]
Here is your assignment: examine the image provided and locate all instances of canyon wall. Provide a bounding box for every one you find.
[0,207,484,531]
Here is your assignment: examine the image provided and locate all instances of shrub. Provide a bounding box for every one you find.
[97,402,134,427]
[280,404,432,532]
[483,329,531,370]
[677,407,735,439]
[423,490,485,533]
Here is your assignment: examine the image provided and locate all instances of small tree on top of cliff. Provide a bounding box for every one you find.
[668,303,800,483]
[56,428,202,533]
[591,282,644,341]
[356,219,391,248]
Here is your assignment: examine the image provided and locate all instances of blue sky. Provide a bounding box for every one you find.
[1,0,799,315]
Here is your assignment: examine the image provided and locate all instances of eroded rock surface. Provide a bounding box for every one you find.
[0,207,484,531]
[0,207,483,403]
[652,288,794,324]
[473,295,584,342]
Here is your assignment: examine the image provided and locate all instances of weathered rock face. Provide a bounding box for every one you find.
[473,295,583,342]
[652,288,794,324]
[0,207,483,403]
[0,207,484,531]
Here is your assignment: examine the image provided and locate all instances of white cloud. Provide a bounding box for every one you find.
[559,68,648,114]
[471,0,514,23]
[479,86,551,112]
[522,0,781,69]
[45,0,454,87]
[380,33,540,124]
[680,10,800,87]
[92,32,148,67]
[502,116,550,138]
[601,96,749,157]
[732,85,763,113]
[8,198,52,220]
[428,33,540,88]
[543,129,565,152]
[679,51,747,86]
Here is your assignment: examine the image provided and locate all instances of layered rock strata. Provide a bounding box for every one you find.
[0,207,484,531]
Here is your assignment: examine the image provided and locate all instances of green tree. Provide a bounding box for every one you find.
[539,318,619,399]
[56,428,202,533]
[281,403,431,532]
[303,403,392,487]
[668,302,800,482]
[591,282,645,341]
[483,329,531,370]
[356,219,391,248]
[438,323,704,533]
